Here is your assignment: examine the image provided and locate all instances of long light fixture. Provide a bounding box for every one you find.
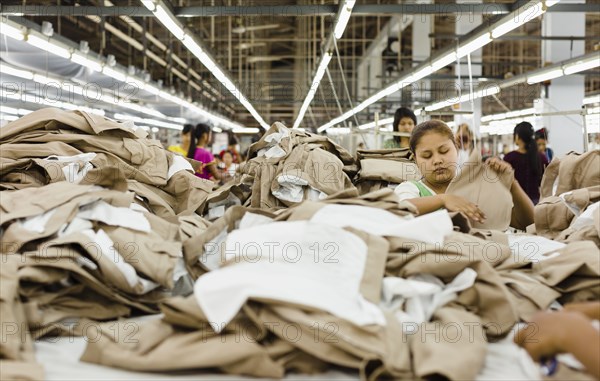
[358,117,394,130]
[292,52,333,129]
[27,34,71,58]
[113,113,183,130]
[0,21,25,40]
[526,68,564,84]
[583,94,600,105]
[333,0,356,40]
[141,0,269,129]
[232,127,260,134]
[71,51,103,72]
[292,0,356,129]
[2,88,106,116]
[0,17,244,131]
[317,0,561,133]
[564,55,600,75]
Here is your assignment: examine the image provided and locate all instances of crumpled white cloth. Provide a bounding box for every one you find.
[45,153,97,184]
[381,268,477,327]
[194,220,386,332]
[507,234,566,262]
[256,126,290,159]
[569,201,599,231]
[166,153,194,180]
[311,205,453,245]
[272,174,327,203]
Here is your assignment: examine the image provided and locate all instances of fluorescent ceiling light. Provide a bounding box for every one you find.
[457,34,492,57]
[333,0,356,40]
[102,66,127,82]
[0,106,32,115]
[71,52,103,72]
[491,1,547,38]
[27,34,71,58]
[212,127,223,133]
[0,65,34,80]
[0,21,25,40]
[358,117,394,130]
[126,76,146,90]
[293,52,333,129]
[114,113,183,130]
[431,53,457,72]
[232,127,260,134]
[583,95,600,105]
[527,68,564,84]
[154,4,185,40]
[0,114,19,122]
[563,56,600,75]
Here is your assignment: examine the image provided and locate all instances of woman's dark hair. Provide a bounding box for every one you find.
[182,124,193,134]
[515,121,542,180]
[409,120,456,153]
[187,123,212,159]
[393,107,417,144]
[227,130,239,147]
[534,127,549,141]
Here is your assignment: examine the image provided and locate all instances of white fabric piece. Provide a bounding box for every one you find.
[207,205,226,221]
[194,221,385,332]
[59,217,94,237]
[45,153,97,163]
[558,191,582,217]
[262,144,287,159]
[207,193,241,220]
[200,227,228,270]
[476,334,541,381]
[272,174,308,203]
[166,153,194,180]
[77,200,151,233]
[61,162,94,184]
[381,268,477,326]
[507,235,567,262]
[570,201,600,231]
[18,208,57,233]
[172,257,188,284]
[81,228,159,294]
[264,126,290,144]
[129,202,150,213]
[310,205,453,245]
[238,212,274,230]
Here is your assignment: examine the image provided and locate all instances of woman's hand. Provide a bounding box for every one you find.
[440,194,486,223]
[514,311,590,361]
[486,157,513,174]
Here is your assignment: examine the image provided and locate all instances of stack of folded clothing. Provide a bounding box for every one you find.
[353,148,421,195]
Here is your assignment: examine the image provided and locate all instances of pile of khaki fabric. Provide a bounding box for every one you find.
[1,108,599,381]
[353,148,421,195]
[203,122,356,219]
[0,108,214,378]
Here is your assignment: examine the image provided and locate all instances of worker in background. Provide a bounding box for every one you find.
[220,131,242,164]
[383,107,417,149]
[168,124,192,156]
[218,150,239,185]
[394,120,534,229]
[504,122,549,204]
[515,302,600,380]
[455,123,474,166]
[535,128,554,162]
[187,123,221,182]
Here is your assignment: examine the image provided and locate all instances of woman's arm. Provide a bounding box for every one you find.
[207,163,221,180]
[407,194,486,223]
[510,179,534,230]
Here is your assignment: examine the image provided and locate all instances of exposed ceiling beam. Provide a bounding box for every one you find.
[2,4,596,17]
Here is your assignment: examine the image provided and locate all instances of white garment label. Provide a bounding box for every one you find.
[194,220,386,332]
[311,205,453,245]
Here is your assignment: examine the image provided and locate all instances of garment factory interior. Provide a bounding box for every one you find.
[1,1,600,380]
